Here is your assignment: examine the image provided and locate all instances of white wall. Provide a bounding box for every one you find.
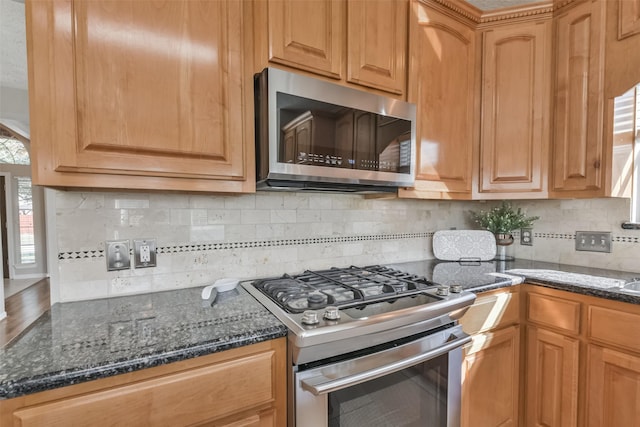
[0,86,29,133]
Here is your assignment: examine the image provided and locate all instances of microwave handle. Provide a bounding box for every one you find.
[300,333,471,396]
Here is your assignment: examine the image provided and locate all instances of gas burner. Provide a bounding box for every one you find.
[251,265,437,313]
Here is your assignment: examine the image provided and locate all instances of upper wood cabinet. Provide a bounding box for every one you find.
[256,0,408,97]
[477,20,551,198]
[346,0,407,95]
[26,0,255,193]
[550,0,607,197]
[265,0,344,79]
[398,1,476,199]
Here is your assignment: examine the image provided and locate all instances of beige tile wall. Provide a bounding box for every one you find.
[54,191,478,301]
[53,190,640,302]
[511,198,639,271]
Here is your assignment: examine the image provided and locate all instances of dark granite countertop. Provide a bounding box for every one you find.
[4,258,640,401]
[388,258,640,304]
[0,286,287,400]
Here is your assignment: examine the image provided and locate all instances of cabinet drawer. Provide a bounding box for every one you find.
[527,292,581,335]
[589,305,640,353]
[460,290,520,335]
[12,351,276,427]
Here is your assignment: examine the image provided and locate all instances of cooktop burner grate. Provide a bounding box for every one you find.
[251,265,436,313]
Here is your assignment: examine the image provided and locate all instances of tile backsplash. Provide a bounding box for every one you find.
[511,198,639,271]
[53,191,477,302]
[53,190,640,302]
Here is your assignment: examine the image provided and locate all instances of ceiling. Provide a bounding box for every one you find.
[466,0,540,10]
[0,0,27,91]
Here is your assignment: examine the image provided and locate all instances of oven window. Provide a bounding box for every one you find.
[327,354,448,427]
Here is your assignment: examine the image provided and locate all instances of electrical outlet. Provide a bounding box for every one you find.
[575,231,612,253]
[133,239,157,268]
[106,240,131,271]
[520,228,533,246]
[136,317,158,347]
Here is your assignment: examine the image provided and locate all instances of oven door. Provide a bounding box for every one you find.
[293,325,470,427]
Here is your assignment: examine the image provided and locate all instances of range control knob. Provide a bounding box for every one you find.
[436,286,450,296]
[323,306,340,321]
[301,310,320,325]
[450,284,463,293]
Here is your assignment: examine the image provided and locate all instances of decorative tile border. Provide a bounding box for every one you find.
[59,250,105,260]
[57,231,640,261]
[533,233,576,240]
[58,232,435,260]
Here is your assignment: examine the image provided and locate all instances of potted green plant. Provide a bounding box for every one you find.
[470,201,539,259]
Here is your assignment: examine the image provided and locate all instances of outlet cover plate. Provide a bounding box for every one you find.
[106,240,130,271]
[133,238,157,268]
[520,228,533,246]
[575,231,612,253]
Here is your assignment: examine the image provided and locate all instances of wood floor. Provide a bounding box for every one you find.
[0,278,50,348]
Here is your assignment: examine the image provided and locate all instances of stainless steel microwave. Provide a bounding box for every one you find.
[254,68,417,193]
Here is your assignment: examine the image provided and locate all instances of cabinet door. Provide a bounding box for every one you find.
[347,0,407,95]
[478,20,551,196]
[11,348,279,426]
[551,0,607,196]
[526,326,579,427]
[586,345,640,427]
[216,409,275,427]
[461,326,520,427]
[27,0,253,193]
[267,0,344,79]
[618,0,640,40]
[399,2,475,198]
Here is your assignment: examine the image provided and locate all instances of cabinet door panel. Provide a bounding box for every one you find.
[526,326,579,427]
[400,3,475,197]
[28,0,251,192]
[587,345,640,427]
[347,0,407,95]
[619,0,640,40]
[12,351,276,426]
[479,21,550,195]
[267,0,343,79]
[552,0,606,195]
[462,326,520,427]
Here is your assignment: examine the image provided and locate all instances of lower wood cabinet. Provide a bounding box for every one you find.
[524,285,640,427]
[459,288,521,427]
[525,326,579,427]
[461,325,520,427]
[461,284,640,427]
[0,338,286,427]
[586,344,640,427]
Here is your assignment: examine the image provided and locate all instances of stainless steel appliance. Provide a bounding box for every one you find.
[242,265,476,427]
[254,68,417,193]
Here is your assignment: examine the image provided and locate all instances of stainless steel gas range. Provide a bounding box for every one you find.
[242,265,476,427]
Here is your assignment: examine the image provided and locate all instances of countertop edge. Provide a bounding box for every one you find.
[517,278,640,305]
[0,326,287,400]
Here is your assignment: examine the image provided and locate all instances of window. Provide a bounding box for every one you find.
[613,84,640,223]
[0,136,30,165]
[15,177,34,264]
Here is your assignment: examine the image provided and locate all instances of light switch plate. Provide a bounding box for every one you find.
[106,240,130,271]
[575,231,612,253]
[133,239,157,268]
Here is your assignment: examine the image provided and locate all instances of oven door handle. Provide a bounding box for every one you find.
[300,332,471,396]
